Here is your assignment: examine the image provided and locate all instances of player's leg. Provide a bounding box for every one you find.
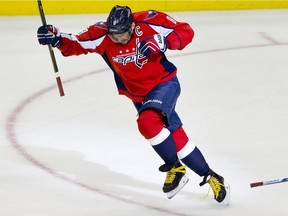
[135,76,230,203]
[137,109,178,164]
[135,77,188,198]
[136,109,188,199]
[135,76,210,178]
[171,126,230,204]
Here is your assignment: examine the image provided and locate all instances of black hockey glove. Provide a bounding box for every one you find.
[37,25,61,47]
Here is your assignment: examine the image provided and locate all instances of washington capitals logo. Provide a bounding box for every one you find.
[112,38,147,69]
[112,27,147,69]
[134,38,148,68]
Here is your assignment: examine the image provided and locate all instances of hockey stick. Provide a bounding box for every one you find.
[36,0,65,96]
[250,177,288,188]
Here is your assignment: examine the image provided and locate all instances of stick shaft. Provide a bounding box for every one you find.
[250,178,288,188]
[37,0,65,96]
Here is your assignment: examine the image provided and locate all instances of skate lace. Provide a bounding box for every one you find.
[165,166,186,184]
[201,176,225,200]
[209,177,224,198]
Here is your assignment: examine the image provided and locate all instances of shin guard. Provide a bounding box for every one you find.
[137,110,177,164]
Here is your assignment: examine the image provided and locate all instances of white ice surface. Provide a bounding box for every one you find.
[0,9,288,216]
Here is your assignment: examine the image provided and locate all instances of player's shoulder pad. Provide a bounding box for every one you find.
[93,21,109,35]
[133,10,178,26]
[76,21,108,39]
[133,10,157,21]
[95,21,108,31]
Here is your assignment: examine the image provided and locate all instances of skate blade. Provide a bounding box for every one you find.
[222,184,231,206]
[166,174,189,199]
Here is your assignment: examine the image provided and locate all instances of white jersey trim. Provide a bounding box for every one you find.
[149,25,173,37]
[61,33,105,50]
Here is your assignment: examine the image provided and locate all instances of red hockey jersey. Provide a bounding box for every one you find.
[57,10,194,102]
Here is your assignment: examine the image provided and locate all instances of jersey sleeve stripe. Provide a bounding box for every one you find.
[61,33,106,50]
[149,24,174,37]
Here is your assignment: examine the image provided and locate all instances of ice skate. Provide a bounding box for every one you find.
[200,169,230,205]
[159,160,189,199]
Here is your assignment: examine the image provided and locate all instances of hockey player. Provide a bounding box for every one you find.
[37,5,230,204]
